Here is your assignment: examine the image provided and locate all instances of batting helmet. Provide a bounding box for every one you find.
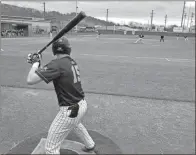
[52,36,71,55]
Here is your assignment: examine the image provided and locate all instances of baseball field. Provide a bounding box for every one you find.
[0,34,195,154]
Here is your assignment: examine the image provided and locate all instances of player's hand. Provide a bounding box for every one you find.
[27,53,42,65]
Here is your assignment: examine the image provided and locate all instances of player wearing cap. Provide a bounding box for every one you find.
[26,36,97,154]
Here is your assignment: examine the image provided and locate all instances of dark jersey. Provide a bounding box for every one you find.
[161,36,164,39]
[139,35,144,38]
[35,56,85,106]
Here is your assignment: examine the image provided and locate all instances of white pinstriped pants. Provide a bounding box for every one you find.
[45,99,95,154]
[135,38,143,43]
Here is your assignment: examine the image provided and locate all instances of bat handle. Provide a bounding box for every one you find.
[38,47,46,54]
[37,41,53,54]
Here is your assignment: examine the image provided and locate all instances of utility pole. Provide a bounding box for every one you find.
[183,13,187,30]
[43,2,45,19]
[0,1,2,52]
[181,1,186,27]
[106,9,109,30]
[75,0,78,32]
[150,10,154,30]
[164,14,167,28]
[186,5,191,28]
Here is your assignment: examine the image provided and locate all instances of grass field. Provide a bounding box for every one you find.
[0,34,195,154]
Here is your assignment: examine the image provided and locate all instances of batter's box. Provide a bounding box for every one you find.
[5,130,122,154]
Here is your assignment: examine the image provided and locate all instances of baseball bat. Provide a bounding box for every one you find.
[38,11,86,54]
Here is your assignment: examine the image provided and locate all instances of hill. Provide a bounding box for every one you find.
[1,3,116,27]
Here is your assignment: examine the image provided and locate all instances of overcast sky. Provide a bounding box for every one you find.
[2,1,195,26]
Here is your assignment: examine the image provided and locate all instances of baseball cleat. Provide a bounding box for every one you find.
[82,144,98,153]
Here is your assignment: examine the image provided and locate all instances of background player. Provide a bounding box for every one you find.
[134,33,144,43]
[184,35,188,41]
[26,37,97,154]
[176,33,179,40]
[96,30,101,39]
[160,35,164,42]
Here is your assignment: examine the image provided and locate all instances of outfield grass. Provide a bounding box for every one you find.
[1,34,195,102]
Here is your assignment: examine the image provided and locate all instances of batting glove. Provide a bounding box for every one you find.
[27,53,42,66]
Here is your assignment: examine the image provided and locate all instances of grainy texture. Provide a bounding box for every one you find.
[0,35,195,102]
[0,35,195,154]
[0,87,195,154]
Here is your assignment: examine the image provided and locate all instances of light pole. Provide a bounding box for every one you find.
[0,1,2,51]
[186,5,191,29]
[183,13,187,31]
[164,14,167,28]
[106,9,109,30]
[43,2,45,19]
[181,1,186,27]
[150,10,154,30]
[75,0,78,32]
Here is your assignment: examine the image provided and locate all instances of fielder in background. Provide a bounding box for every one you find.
[26,36,97,154]
[96,30,101,39]
[184,35,188,41]
[134,33,144,44]
[160,35,164,42]
[176,33,179,40]
[49,31,53,38]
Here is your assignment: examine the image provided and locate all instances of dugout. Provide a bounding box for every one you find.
[1,22,30,36]
[1,15,51,37]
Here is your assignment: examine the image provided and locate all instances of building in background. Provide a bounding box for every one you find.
[1,15,51,37]
[190,25,195,33]
[173,27,183,33]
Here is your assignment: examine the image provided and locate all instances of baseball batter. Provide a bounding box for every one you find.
[26,37,96,154]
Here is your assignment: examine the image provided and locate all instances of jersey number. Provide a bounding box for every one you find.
[71,64,81,83]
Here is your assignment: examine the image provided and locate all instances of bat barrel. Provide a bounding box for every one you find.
[37,11,86,54]
[52,11,86,41]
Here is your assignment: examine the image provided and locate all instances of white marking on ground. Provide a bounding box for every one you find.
[136,57,165,60]
[165,58,170,61]
[81,53,128,58]
[23,90,39,96]
[152,45,160,46]
[81,55,195,63]
[168,58,195,62]
[78,36,160,42]
[136,56,194,62]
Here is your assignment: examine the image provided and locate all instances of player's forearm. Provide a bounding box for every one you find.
[27,62,40,85]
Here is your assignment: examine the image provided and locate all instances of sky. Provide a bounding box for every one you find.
[1,1,195,26]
